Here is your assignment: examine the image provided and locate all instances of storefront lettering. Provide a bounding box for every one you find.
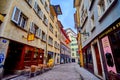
[99,21,120,38]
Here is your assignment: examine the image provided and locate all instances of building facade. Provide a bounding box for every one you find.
[0,0,62,78]
[74,0,120,79]
[65,28,79,63]
[58,21,71,64]
[48,5,62,65]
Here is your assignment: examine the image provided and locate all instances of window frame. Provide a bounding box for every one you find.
[11,7,21,24]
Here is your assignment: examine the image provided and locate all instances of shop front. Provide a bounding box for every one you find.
[54,53,60,65]
[60,54,65,64]
[3,40,44,76]
[83,46,94,73]
[99,18,120,79]
[47,51,54,63]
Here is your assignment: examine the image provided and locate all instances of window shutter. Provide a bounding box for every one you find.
[34,2,38,13]
[45,19,48,25]
[41,12,44,20]
[36,28,41,38]
[11,7,21,24]
[38,10,43,20]
[30,22,34,33]
[27,0,32,6]
[42,0,45,6]
[44,34,46,41]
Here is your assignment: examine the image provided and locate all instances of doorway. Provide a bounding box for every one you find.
[93,43,103,76]
[3,41,23,76]
[109,30,120,73]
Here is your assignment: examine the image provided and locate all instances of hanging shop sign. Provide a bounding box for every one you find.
[27,34,34,41]
[54,5,62,15]
[101,36,117,73]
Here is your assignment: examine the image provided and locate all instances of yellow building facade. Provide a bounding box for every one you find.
[74,0,84,67]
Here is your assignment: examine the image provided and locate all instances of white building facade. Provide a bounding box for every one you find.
[79,0,120,79]
[66,28,79,63]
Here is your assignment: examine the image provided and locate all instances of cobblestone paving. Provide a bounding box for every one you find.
[5,63,100,80]
[29,63,81,80]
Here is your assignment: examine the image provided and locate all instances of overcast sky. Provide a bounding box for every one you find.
[50,0,76,33]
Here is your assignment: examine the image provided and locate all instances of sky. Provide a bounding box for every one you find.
[50,0,76,33]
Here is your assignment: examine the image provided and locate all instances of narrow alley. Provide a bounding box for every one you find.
[4,63,100,80]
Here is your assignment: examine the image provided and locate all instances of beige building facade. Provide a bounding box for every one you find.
[0,0,61,78]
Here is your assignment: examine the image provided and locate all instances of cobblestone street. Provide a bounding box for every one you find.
[2,63,100,80]
[29,63,82,80]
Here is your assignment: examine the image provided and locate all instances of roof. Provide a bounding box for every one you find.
[65,28,77,35]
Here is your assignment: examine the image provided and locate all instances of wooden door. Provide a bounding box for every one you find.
[94,43,103,76]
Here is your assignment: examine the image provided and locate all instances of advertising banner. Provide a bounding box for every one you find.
[101,36,116,73]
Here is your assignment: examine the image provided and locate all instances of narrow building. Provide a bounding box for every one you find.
[58,20,71,64]
[65,28,79,63]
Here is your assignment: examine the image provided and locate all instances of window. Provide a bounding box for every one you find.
[107,0,113,6]
[29,22,37,34]
[48,36,53,46]
[11,7,27,29]
[98,0,105,16]
[44,2,49,13]
[45,2,48,12]
[55,31,57,37]
[49,24,53,33]
[57,43,60,49]
[72,53,74,56]
[34,2,44,20]
[43,15,48,26]
[80,7,88,26]
[25,0,32,7]
[54,41,57,48]
[24,50,32,61]
[41,0,45,5]
[34,2,38,13]
[89,0,95,10]
[11,7,21,24]
[42,31,46,42]
[90,14,95,32]
[72,48,74,51]
[34,49,38,60]
[29,22,41,38]
[98,0,116,22]
[18,13,27,29]
[36,28,41,38]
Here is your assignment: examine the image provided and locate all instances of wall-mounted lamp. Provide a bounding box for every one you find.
[77,27,89,36]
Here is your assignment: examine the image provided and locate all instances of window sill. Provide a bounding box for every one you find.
[41,39,46,42]
[98,0,117,22]
[48,43,53,47]
[12,21,28,32]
